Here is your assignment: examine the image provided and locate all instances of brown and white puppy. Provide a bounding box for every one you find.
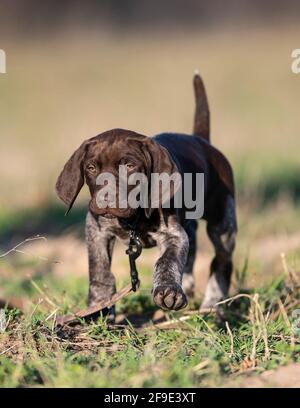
[56,74,237,316]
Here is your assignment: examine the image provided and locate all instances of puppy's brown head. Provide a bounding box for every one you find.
[56,129,177,219]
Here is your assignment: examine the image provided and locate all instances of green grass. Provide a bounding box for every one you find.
[1,261,300,387]
[0,197,300,388]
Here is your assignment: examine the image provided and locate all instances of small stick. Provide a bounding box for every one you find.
[147,315,194,330]
[225,321,234,358]
[278,297,295,348]
[56,284,134,327]
[192,359,210,373]
[145,309,217,331]
[0,344,17,356]
[45,308,59,322]
[0,235,46,258]
[30,279,58,309]
[281,252,300,286]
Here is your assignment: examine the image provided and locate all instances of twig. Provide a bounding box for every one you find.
[270,299,300,320]
[192,359,210,373]
[0,235,46,258]
[56,284,134,326]
[281,252,300,286]
[146,315,194,330]
[145,307,218,331]
[30,279,58,309]
[0,344,17,356]
[29,298,44,319]
[278,297,295,348]
[225,321,234,358]
[250,294,259,367]
[45,308,60,322]
[14,250,60,264]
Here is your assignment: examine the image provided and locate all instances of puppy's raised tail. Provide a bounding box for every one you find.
[193,71,210,142]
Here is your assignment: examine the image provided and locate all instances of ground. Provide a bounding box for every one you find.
[1,199,300,387]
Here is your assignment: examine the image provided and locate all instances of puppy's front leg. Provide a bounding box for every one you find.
[152,217,189,310]
[85,211,116,307]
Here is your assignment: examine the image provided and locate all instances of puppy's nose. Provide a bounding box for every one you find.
[102,194,111,203]
[97,187,116,207]
[99,190,111,202]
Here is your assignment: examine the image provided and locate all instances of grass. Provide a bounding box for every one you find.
[0,264,300,387]
[1,199,300,388]
[1,215,300,389]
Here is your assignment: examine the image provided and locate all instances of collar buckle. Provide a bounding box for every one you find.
[126,230,142,291]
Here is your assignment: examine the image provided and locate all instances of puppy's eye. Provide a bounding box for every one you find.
[86,164,96,173]
[125,163,135,171]
[119,159,136,171]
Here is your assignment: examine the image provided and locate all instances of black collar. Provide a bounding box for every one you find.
[118,209,142,233]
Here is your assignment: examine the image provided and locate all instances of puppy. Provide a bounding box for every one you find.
[56,74,237,316]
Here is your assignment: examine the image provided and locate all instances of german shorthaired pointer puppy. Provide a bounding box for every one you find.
[56,74,237,317]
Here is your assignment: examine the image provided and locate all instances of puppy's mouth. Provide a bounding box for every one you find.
[89,199,136,219]
[101,213,116,219]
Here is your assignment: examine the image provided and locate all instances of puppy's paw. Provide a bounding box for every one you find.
[153,284,188,311]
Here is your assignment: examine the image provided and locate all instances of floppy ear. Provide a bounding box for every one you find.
[56,141,89,213]
[140,138,179,219]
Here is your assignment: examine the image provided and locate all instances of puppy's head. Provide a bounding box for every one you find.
[56,129,178,219]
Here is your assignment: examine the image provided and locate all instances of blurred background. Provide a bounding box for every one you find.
[0,0,300,305]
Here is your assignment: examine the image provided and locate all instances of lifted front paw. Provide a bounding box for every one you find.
[152,284,188,311]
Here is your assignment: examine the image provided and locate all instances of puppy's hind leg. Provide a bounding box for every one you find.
[201,195,237,309]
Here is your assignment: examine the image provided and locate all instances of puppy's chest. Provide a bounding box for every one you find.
[98,216,158,248]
